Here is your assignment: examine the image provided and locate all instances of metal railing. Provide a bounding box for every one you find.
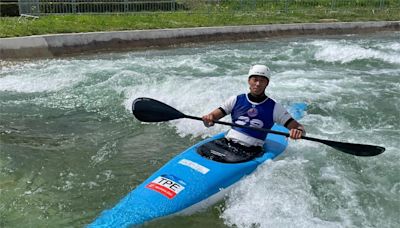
[18,0,400,17]
[18,0,183,16]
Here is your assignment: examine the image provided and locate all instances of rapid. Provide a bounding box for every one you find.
[0,31,399,227]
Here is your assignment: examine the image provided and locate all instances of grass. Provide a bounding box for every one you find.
[0,7,399,38]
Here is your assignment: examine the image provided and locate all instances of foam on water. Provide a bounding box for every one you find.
[221,158,341,228]
[0,61,84,93]
[1,32,399,227]
[312,39,400,64]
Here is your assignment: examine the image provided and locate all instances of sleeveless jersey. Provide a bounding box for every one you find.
[231,94,275,141]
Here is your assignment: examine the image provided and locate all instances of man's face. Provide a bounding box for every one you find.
[248,75,269,96]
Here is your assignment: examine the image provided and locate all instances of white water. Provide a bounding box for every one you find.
[1,32,399,228]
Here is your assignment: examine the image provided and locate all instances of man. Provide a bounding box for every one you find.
[202,64,305,154]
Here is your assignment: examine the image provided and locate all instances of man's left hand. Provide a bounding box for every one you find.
[289,128,304,139]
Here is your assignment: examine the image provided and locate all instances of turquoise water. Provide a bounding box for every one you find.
[0,32,399,228]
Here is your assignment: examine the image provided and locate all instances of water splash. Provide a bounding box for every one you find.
[0,32,399,227]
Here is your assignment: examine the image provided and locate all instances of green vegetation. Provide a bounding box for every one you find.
[1,0,399,38]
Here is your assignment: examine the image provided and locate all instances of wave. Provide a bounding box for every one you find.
[312,40,400,64]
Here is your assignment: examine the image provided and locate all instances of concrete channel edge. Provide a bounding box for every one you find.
[0,21,399,59]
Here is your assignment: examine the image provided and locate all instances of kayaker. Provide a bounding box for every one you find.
[202,64,305,154]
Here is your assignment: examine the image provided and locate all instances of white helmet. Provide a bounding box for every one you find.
[248,64,271,80]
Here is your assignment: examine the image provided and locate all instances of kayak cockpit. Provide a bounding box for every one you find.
[197,138,264,163]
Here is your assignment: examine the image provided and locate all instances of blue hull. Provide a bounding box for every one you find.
[89,124,289,227]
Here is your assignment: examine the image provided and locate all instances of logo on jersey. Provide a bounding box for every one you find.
[146,175,186,199]
[247,107,258,117]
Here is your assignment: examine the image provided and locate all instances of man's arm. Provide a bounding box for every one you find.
[202,96,236,127]
[274,102,305,140]
[202,108,226,127]
[286,119,306,140]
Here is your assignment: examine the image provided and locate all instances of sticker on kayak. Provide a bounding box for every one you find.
[146,175,186,199]
[178,159,210,174]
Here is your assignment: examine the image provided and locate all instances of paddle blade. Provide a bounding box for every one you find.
[330,142,385,157]
[304,136,386,157]
[132,97,185,122]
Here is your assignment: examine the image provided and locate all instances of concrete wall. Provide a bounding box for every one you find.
[1,21,399,59]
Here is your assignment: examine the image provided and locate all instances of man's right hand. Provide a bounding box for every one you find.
[202,108,225,128]
[202,114,215,127]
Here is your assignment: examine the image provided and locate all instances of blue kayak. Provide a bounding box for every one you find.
[89,124,290,227]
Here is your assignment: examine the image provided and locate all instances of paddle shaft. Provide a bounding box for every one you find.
[184,114,290,137]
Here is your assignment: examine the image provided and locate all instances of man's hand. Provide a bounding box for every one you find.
[202,108,225,128]
[289,127,305,139]
[202,114,215,127]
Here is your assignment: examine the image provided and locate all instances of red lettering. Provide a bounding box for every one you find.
[146,183,176,199]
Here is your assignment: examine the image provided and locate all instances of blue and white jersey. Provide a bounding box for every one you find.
[221,94,292,147]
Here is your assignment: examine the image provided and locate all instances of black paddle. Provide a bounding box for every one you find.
[132,97,385,157]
